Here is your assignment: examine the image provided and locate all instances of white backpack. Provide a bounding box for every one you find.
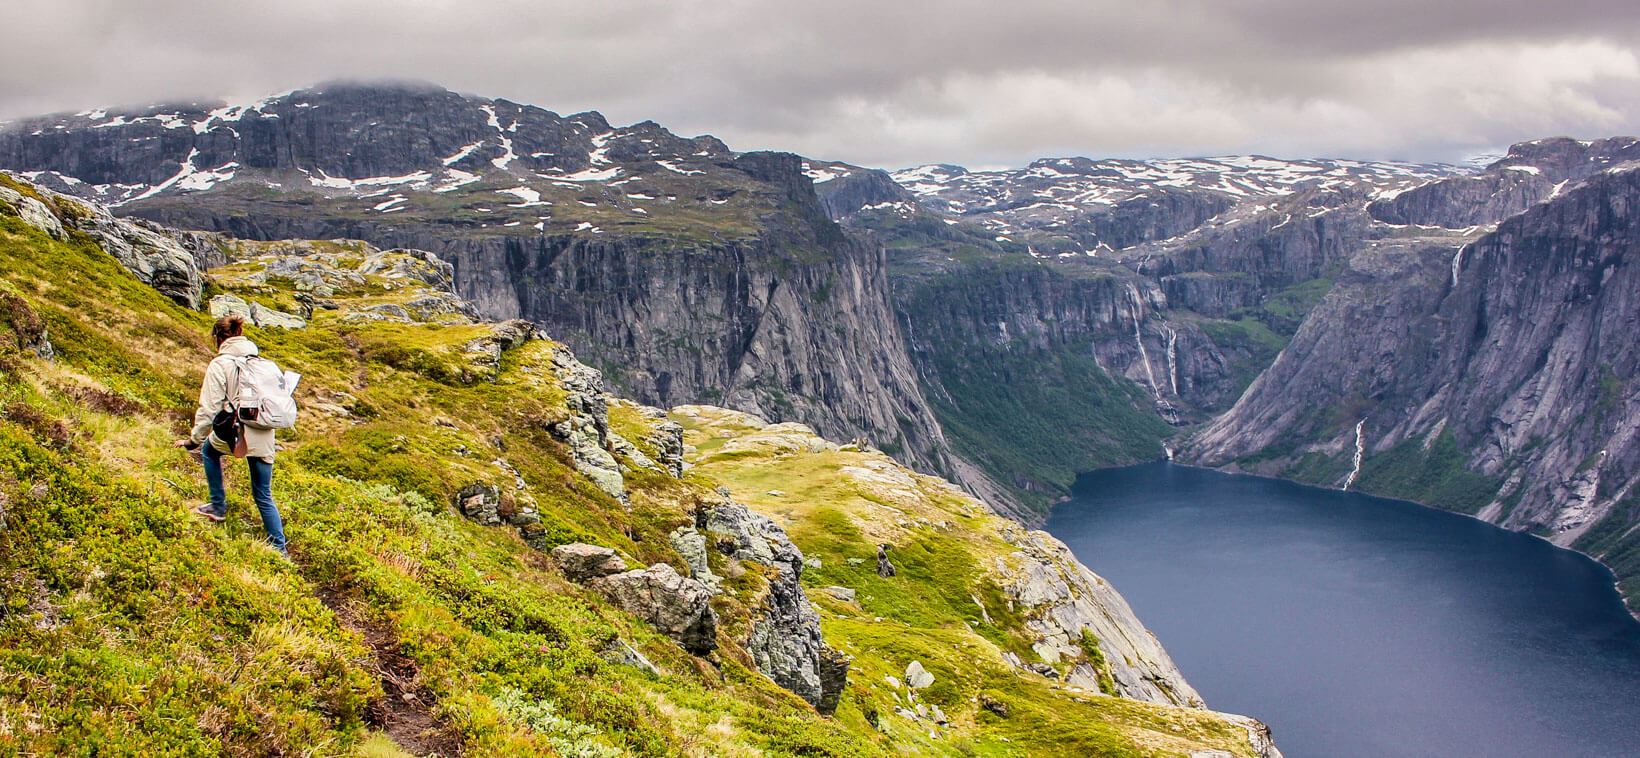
[233,355,300,430]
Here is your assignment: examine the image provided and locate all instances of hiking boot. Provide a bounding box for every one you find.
[194,504,226,522]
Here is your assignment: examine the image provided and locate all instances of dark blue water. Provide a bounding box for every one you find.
[1045,462,1640,758]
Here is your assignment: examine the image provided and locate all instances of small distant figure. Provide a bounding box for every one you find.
[173,315,287,555]
[876,544,896,577]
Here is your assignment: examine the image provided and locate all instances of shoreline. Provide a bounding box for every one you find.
[1056,457,1640,625]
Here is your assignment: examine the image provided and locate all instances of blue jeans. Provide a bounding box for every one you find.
[203,443,287,551]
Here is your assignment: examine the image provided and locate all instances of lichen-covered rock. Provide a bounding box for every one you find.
[0,185,65,240]
[402,293,476,323]
[545,347,626,500]
[208,293,306,329]
[455,483,502,526]
[458,318,537,379]
[587,563,717,654]
[208,293,252,321]
[904,660,934,689]
[815,645,852,717]
[698,498,833,708]
[73,206,203,310]
[992,528,1204,707]
[634,406,687,478]
[819,586,856,603]
[550,543,628,582]
[358,248,456,291]
[667,526,720,590]
[249,301,306,329]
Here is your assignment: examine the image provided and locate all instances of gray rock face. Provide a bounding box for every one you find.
[1369,137,1640,228]
[437,191,955,483]
[587,563,717,654]
[546,347,626,500]
[814,646,851,717]
[550,543,629,582]
[812,166,915,221]
[0,184,65,240]
[696,498,834,708]
[991,527,1205,707]
[667,526,720,590]
[1186,163,1640,608]
[43,191,204,309]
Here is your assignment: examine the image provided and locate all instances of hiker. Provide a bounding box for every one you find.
[173,315,287,554]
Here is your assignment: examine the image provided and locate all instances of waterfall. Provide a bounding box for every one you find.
[1163,325,1179,397]
[1450,246,1464,289]
[1126,290,1161,401]
[1125,283,1176,422]
[1343,419,1366,491]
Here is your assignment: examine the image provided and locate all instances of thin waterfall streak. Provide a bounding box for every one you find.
[1343,419,1366,491]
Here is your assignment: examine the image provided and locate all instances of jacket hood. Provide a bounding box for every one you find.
[217,335,259,358]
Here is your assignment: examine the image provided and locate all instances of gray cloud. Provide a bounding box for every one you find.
[3,0,1638,168]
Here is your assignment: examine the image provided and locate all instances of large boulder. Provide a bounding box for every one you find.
[588,564,717,654]
[550,543,628,582]
[207,293,306,329]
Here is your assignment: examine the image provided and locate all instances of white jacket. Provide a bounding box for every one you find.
[190,336,277,460]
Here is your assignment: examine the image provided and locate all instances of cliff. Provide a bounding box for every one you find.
[1184,159,1640,611]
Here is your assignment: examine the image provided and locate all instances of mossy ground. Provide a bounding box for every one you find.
[0,201,1261,756]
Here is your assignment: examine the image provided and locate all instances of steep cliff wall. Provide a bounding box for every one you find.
[1186,164,1640,610]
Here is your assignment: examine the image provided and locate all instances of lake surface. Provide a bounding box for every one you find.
[1044,462,1640,758]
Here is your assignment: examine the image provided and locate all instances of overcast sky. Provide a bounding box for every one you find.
[3,1,1638,169]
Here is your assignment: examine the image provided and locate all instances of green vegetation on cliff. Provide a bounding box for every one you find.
[924,345,1175,512]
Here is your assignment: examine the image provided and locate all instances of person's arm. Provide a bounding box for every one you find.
[181,357,228,447]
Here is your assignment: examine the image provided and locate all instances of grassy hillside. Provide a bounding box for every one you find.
[0,184,1266,756]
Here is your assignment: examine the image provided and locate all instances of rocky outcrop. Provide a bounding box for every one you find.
[992,527,1205,707]
[550,543,629,582]
[431,161,954,481]
[875,545,896,577]
[587,563,718,655]
[207,293,307,329]
[682,495,846,710]
[2,173,205,309]
[812,167,916,221]
[0,183,65,240]
[545,347,627,500]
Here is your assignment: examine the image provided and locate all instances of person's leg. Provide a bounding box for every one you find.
[199,442,227,519]
[248,457,287,552]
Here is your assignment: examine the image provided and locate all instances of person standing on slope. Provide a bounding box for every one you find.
[174,315,288,555]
